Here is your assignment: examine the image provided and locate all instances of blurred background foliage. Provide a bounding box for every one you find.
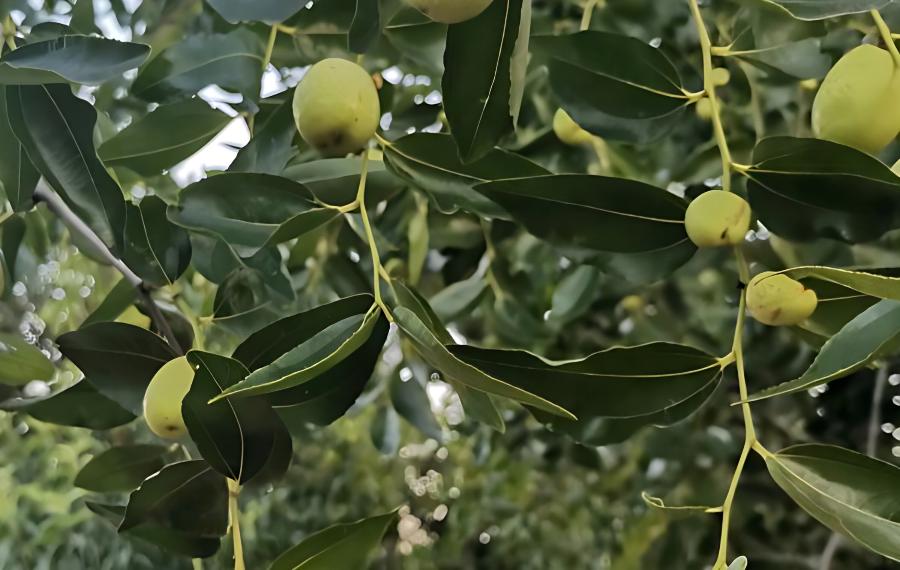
[0,0,898,568]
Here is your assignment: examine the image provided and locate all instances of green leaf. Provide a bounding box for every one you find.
[0,35,149,84]
[183,351,281,484]
[730,37,830,80]
[549,266,601,324]
[533,31,689,144]
[763,443,900,561]
[443,0,528,162]
[57,322,178,415]
[394,306,574,419]
[760,0,890,20]
[284,156,403,207]
[207,0,304,23]
[122,196,192,287]
[349,0,381,54]
[383,8,447,75]
[746,137,900,243]
[783,266,900,299]
[75,445,168,493]
[370,405,401,455]
[380,132,548,218]
[430,277,487,323]
[214,302,384,401]
[168,172,336,258]
[119,460,228,540]
[270,510,398,570]
[85,501,223,558]
[6,84,127,249]
[82,278,138,327]
[390,372,442,441]
[0,332,54,386]
[475,174,693,253]
[98,99,232,175]
[231,93,297,175]
[747,299,900,402]
[26,380,136,430]
[0,88,38,212]
[132,29,264,103]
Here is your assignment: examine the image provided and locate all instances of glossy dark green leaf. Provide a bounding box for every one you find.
[206,0,304,23]
[168,172,335,258]
[122,196,192,287]
[430,276,487,323]
[0,332,53,386]
[533,31,689,144]
[132,29,264,103]
[763,444,900,561]
[349,0,381,53]
[443,0,528,162]
[762,0,890,20]
[215,302,383,401]
[6,84,127,248]
[75,445,168,493]
[395,306,573,419]
[99,99,231,175]
[746,137,900,243]
[119,460,228,541]
[183,351,281,484]
[57,322,177,415]
[0,35,149,84]
[476,175,693,254]
[783,266,900,300]
[380,132,548,218]
[270,510,398,570]
[0,88,38,211]
[390,372,442,441]
[82,279,138,327]
[231,93,296,175]
[748,300,900,402]
[383,8,447,74]
[26,380,136,430]
[284,156,403,207]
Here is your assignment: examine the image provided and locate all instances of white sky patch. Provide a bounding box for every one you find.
[169,116,249,187]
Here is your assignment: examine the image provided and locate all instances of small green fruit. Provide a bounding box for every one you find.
[812,44,900,154]
[746,271,818,326]
[293,58,380,157]
[710,67,730,87]
[143,356,195,440]
[405,0,493,24]
[695,98,713,121]
[684,190,751,248]
[553,108,594,146]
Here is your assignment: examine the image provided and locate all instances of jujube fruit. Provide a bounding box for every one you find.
[812,44,900,154]
[143,356,195,440]
[404,0,493,24]
[684,190,751,248]
[553,108,594,146]
[292,58,380,157]
[746,271,818,326]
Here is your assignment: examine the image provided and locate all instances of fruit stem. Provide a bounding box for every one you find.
[687,0,734,193]
[247,25,279,135]
[228,479,246,570]
[356,151,394,322]
[580,0,603,31]
[871,10,900,68]
[2,16,15,50]
[712,247,758,569]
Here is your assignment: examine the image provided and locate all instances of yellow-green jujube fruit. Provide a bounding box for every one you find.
[695,98,713,121]
[143,356,195,440]
[684,190,751,247]
[812,44,900,154]
[292,58,380,157]
[710,67,730,87]
[553,108,594,146]
[746,271,818,326]
[405,0,493,23]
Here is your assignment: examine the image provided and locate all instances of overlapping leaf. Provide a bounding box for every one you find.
[763,444,900,561]
[745,137,900,243]
[75,445,168,493]
[0,35,149,84]
[207,0,304,23]
[121,196,192,287]
[24,380,135,429]
[284,156,403,207]
[168,173,337,258]
[0,88,38,211]
[0,332,53,386]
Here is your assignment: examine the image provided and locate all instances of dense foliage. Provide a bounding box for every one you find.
[1,0,900,568]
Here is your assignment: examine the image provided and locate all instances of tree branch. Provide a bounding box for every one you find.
[34,186,184,355]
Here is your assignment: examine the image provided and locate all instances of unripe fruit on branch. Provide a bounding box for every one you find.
[812,44,900,154]
[405,0,493,24]
[553,108,594,146]
[684,190,751,248]
[292,58,380,157]
[746,271,818,326]
[695,98,713,121]
[710,67,730,87]
[143,356,195,440]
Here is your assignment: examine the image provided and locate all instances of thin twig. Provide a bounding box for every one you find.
[34,186,183,354]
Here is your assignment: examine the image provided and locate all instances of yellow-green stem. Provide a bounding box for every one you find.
[687,0,733,192]
[227,479,245,570]
[356,152,393,321]
[580,0,602,31]
[3,16,17,50]
[871,10,900,67]
[248,25,279,134]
